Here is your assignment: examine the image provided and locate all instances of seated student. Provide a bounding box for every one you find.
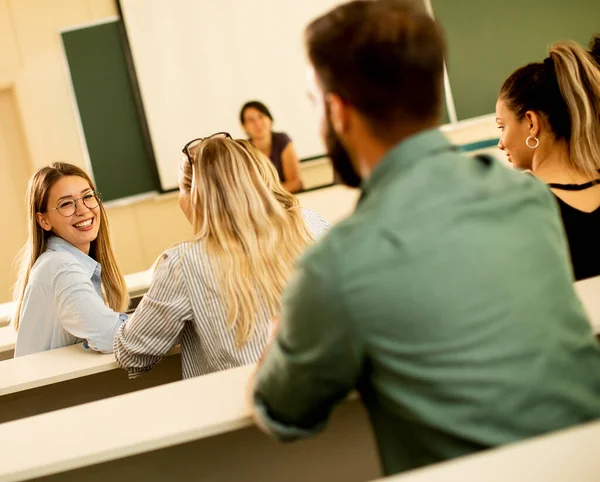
[496,36,600,281]
[114,134,329,379]
[240,101,304,193]
[250,1,600,478]
[13,162,129,357]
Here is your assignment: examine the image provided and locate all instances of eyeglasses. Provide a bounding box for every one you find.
[182,132,232,167]
[48,190,101,217]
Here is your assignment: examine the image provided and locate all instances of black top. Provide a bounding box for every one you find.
[550,178,600,281]
[268,131,292,182]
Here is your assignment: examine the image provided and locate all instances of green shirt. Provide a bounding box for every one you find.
[253,129,600,475]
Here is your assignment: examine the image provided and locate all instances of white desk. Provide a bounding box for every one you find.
[123,269,152,296]
[373,420,600,482]
[0,364,380,482]
[0,301,13,328]
[0,325,15,361]
[0,343,181,423]
[0,269,152,328]
[297,185,359,225]
[575,276,600,335]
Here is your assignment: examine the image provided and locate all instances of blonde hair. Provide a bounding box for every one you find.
[12,162,129,330]
[500,37,600,178]
[181,137,313,346]
[551,41,600,178]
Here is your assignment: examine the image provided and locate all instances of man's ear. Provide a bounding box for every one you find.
[36,212,52,232]
[326,93,350,134]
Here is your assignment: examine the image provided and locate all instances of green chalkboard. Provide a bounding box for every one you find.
[432,0,600,120]
[62,21,160,202]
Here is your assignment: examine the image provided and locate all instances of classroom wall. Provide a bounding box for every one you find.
[0,0,497,304]
[0,88,30,304]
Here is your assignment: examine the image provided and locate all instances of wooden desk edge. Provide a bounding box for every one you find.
[0,345,181,396]
[8,416,254,482]
[0,364,254,481]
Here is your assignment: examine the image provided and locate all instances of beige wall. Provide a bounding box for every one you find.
[0,88,30,303]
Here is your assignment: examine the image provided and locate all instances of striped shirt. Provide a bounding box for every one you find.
[114,209,330,379]
[14,236,127,357]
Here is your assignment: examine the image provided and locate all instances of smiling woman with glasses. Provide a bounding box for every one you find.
[12,162,129,357]
[114,133,330,379]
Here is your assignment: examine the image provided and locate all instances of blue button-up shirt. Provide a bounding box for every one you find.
[15,236,126,357]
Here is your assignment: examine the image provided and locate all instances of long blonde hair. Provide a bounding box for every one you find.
[12,162,129,330]
[181,137,313,346]
[500,36,600,178]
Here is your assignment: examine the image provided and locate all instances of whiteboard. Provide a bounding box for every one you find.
[120,0,344,191]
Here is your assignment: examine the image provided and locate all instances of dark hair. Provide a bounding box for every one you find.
[240,101,273,125]
[305,0,445,135]
[590,34,600,65]
[499,37,600,177]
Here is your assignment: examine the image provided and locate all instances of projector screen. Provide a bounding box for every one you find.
[120,0,343,191]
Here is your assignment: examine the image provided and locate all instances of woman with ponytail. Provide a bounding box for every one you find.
[496,35,600,281]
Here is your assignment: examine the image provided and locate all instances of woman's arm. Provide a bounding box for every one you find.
[114,249,192,378]
[281,142,304,193]
[54,261,126,353]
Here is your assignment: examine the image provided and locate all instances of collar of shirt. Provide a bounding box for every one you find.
[46,235,101,281]
[360,128,453,197]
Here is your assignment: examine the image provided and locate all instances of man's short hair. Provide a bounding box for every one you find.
[306,0,446,132]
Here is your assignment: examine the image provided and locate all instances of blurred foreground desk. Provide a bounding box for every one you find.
[0,343,181,423]
[0,364,381,482]
[372,419,600,482]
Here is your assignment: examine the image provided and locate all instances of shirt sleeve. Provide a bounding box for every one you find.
[276,132,292,150]
[53,262,125,353]
[252,243,363,440]
[114,248,192,378]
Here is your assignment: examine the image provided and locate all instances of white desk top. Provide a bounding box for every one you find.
[0,302,13,327]
[0,269,152,327]
[296,185,359,225]
[0,325,15,356]
[0,340,180,397]
[373,419,600,482]
[575,276,600,335]
[0,343,121,396]
[124,269,152,296]
[0,363,255,482]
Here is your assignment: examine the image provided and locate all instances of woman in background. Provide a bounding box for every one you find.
[114,134,329,379]
[13,162,128,357]
[496,36,600,281]
[240,100,304,193]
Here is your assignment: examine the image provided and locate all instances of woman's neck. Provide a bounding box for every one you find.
[532,141,593,185]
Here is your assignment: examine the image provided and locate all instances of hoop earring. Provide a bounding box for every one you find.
[526,136,539,149]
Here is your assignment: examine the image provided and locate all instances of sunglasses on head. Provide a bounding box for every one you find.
[182,132,232,167]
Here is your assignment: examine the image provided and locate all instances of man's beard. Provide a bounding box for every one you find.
[323,110,362,188]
